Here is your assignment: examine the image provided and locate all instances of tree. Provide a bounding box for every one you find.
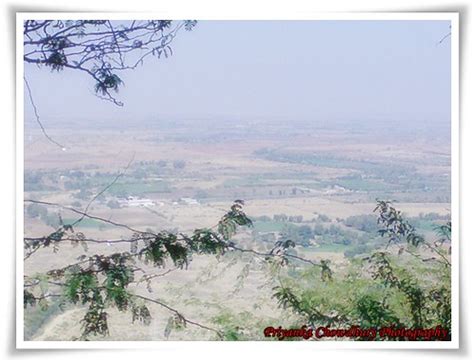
[24,199,325,340]
[24,20,197,149]
[271,201,452,340]
[24,20,197,106]
[106,199,121,209]
[173,160,186,170]
[26,203,48,219]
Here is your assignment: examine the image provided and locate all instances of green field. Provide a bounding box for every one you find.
[107,181,171,196]
[62,218,110,229]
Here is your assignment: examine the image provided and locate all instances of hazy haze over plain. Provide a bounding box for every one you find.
[24,20,451,126]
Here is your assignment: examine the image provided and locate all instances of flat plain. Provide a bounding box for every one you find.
[23,117,451,340]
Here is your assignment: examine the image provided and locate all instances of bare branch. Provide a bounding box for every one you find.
[72,153,135,226]
[24,199,147,235]
[132,293,223,339]
[24,76,66,150]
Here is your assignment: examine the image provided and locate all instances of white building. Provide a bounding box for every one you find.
[178,197,199,205]
[118,196,155,207]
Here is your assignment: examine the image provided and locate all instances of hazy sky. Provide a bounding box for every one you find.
[24,20,451,125]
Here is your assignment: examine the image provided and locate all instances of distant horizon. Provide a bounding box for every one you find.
[24,20,451,126]
[24,114,452,132]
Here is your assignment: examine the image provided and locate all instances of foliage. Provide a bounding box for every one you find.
[187,229,228,255]
[367,252,425,327]
[64,270,99,304]
[80,299,109,338]
[26,204,48,219]
[24,20,197,105]
[271,201,451,341]
[218,200,253,240]
[24,198,451,341]
[173,160,186,170]
[355,295,400,329]
[344,214,379,233]
[106,199,121,209]
[164,313,187,339]
[374,200,424,246]
[131,304,152,326]
[24,201,254,340]
[272,284,346,327]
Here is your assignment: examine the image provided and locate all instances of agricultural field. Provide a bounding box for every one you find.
[23,117,451,341]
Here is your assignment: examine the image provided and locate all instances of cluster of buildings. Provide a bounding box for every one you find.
[115,196,200,208]
[117,196,155,207]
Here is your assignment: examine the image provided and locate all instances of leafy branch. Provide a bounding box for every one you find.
[24,20,197,106]
[374,200,451,267]
[24,198,328,340]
